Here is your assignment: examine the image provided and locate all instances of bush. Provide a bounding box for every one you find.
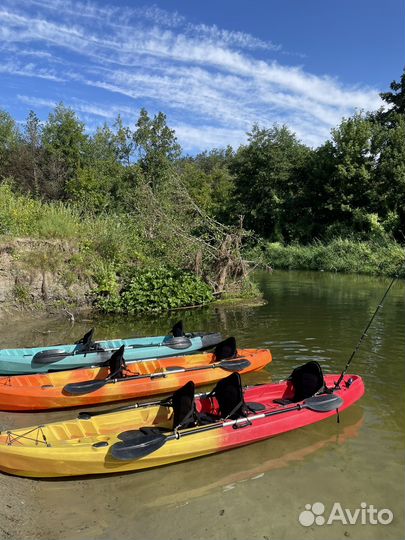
[261,238,405,277]
[95,267,214,313]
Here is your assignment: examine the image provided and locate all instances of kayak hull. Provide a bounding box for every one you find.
[0,349,272,411]
[0,374,364,477]
[0,332,222,375]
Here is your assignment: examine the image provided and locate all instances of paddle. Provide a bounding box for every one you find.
[77,389,216,419]
[30,330,209,365]
[64,357,251,396]
[111,393,344,461]
[30,340,189,365]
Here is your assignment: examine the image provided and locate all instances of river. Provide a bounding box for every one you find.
[0,270,404,539]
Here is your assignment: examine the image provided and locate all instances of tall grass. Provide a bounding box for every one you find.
[262,238,405,278]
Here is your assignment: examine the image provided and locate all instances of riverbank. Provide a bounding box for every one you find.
[252,238,405,278]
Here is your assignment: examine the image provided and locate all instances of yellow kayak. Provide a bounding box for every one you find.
[0,370,364,478]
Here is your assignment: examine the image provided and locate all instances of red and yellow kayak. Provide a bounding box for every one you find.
[0,373,364,477]
[0,349,271,411]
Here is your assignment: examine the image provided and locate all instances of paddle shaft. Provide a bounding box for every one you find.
[65,357,250,394]
[30,340,186,360]
[109,358,248,384]
[112,395,343,460]
[335,270,400,388]
[172,399,338,439]
[78,390,214,418]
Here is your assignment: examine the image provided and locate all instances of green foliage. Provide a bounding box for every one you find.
[133,108,181,191]
[179,147,235,220]
[379,67,405,117]
[1,69,405,315]
[96,267,214,313]
[231,124,311,240]
[41,103,87,198]
[13,282,31,305]
[259,238,405,278]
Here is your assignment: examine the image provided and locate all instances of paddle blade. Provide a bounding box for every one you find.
[304,394,344,412]
[219,358,251,372]
[31,350,69,364]
[111,430,167,461]
[63,379,106,395]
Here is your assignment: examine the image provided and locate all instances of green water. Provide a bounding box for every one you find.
[0,270,404,540]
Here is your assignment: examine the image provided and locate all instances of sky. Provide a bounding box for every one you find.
[0,0,403,153]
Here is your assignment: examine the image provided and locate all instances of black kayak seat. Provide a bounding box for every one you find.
[274,360,326,404]
[172,381,198,430]
[170,320,184,337]
[214,337,237,362]
[108,345,126,379]
[212,372,245,419]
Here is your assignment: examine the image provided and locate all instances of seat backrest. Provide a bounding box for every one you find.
[212,372,245,419]
[75,328,95,352]
[213,337,237,361]
[172,381,197,429]
[289,361,325,402]
[171,320,184,337]
[108,345,126,379]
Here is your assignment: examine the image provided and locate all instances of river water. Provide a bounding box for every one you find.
[0,270,404,540]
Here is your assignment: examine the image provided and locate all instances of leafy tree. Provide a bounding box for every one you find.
[380,67,405,116]
[179,147,235,220]
[42,103,87,198]
[373,113,405,238]
[133,108,181,191]
[0,110,20,177]
[21,111,43,195]
[231,124,310,240]
[113,115,133,165]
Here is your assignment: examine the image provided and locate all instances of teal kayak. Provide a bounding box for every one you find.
[0,322,222,375]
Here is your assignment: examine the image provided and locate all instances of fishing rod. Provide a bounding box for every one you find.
[334,264,403,388]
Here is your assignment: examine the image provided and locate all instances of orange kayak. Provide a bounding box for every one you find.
[0,349,271,411]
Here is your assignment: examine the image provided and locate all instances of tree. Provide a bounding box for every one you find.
[42,103,87,198]
[380,67,405,116]
[373,114,405,238]
[231,124,310,240]
[133,108,181,191]
[179,147,235,221]
[113,115,133,165]
[22,111,43,195]
[0,110,19,177]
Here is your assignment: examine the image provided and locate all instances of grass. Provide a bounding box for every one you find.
[260,238,405,278]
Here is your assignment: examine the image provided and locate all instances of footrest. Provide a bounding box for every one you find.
[246,402,266,412]
[273,399,293,406]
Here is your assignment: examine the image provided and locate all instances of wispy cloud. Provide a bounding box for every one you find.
[1,0,383,151]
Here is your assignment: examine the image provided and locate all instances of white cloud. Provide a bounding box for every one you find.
[0,0,383,151]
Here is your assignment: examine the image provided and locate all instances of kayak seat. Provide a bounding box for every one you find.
[172,381,198,430]
[214,337,237,361]
[75,328,95,353]
[211,372,246,420]
[275,361,327,404]
[108,345,126,379]
[171,320,184,337]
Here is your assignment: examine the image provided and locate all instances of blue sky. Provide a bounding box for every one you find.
[0,0,403,153]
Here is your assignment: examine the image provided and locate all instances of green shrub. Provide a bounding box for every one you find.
[95,267,214,313]
[261,238,405,277]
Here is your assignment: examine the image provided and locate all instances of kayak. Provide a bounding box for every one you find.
[0,372,364,477]
[0,323,222,375]
[0,347,272,411]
